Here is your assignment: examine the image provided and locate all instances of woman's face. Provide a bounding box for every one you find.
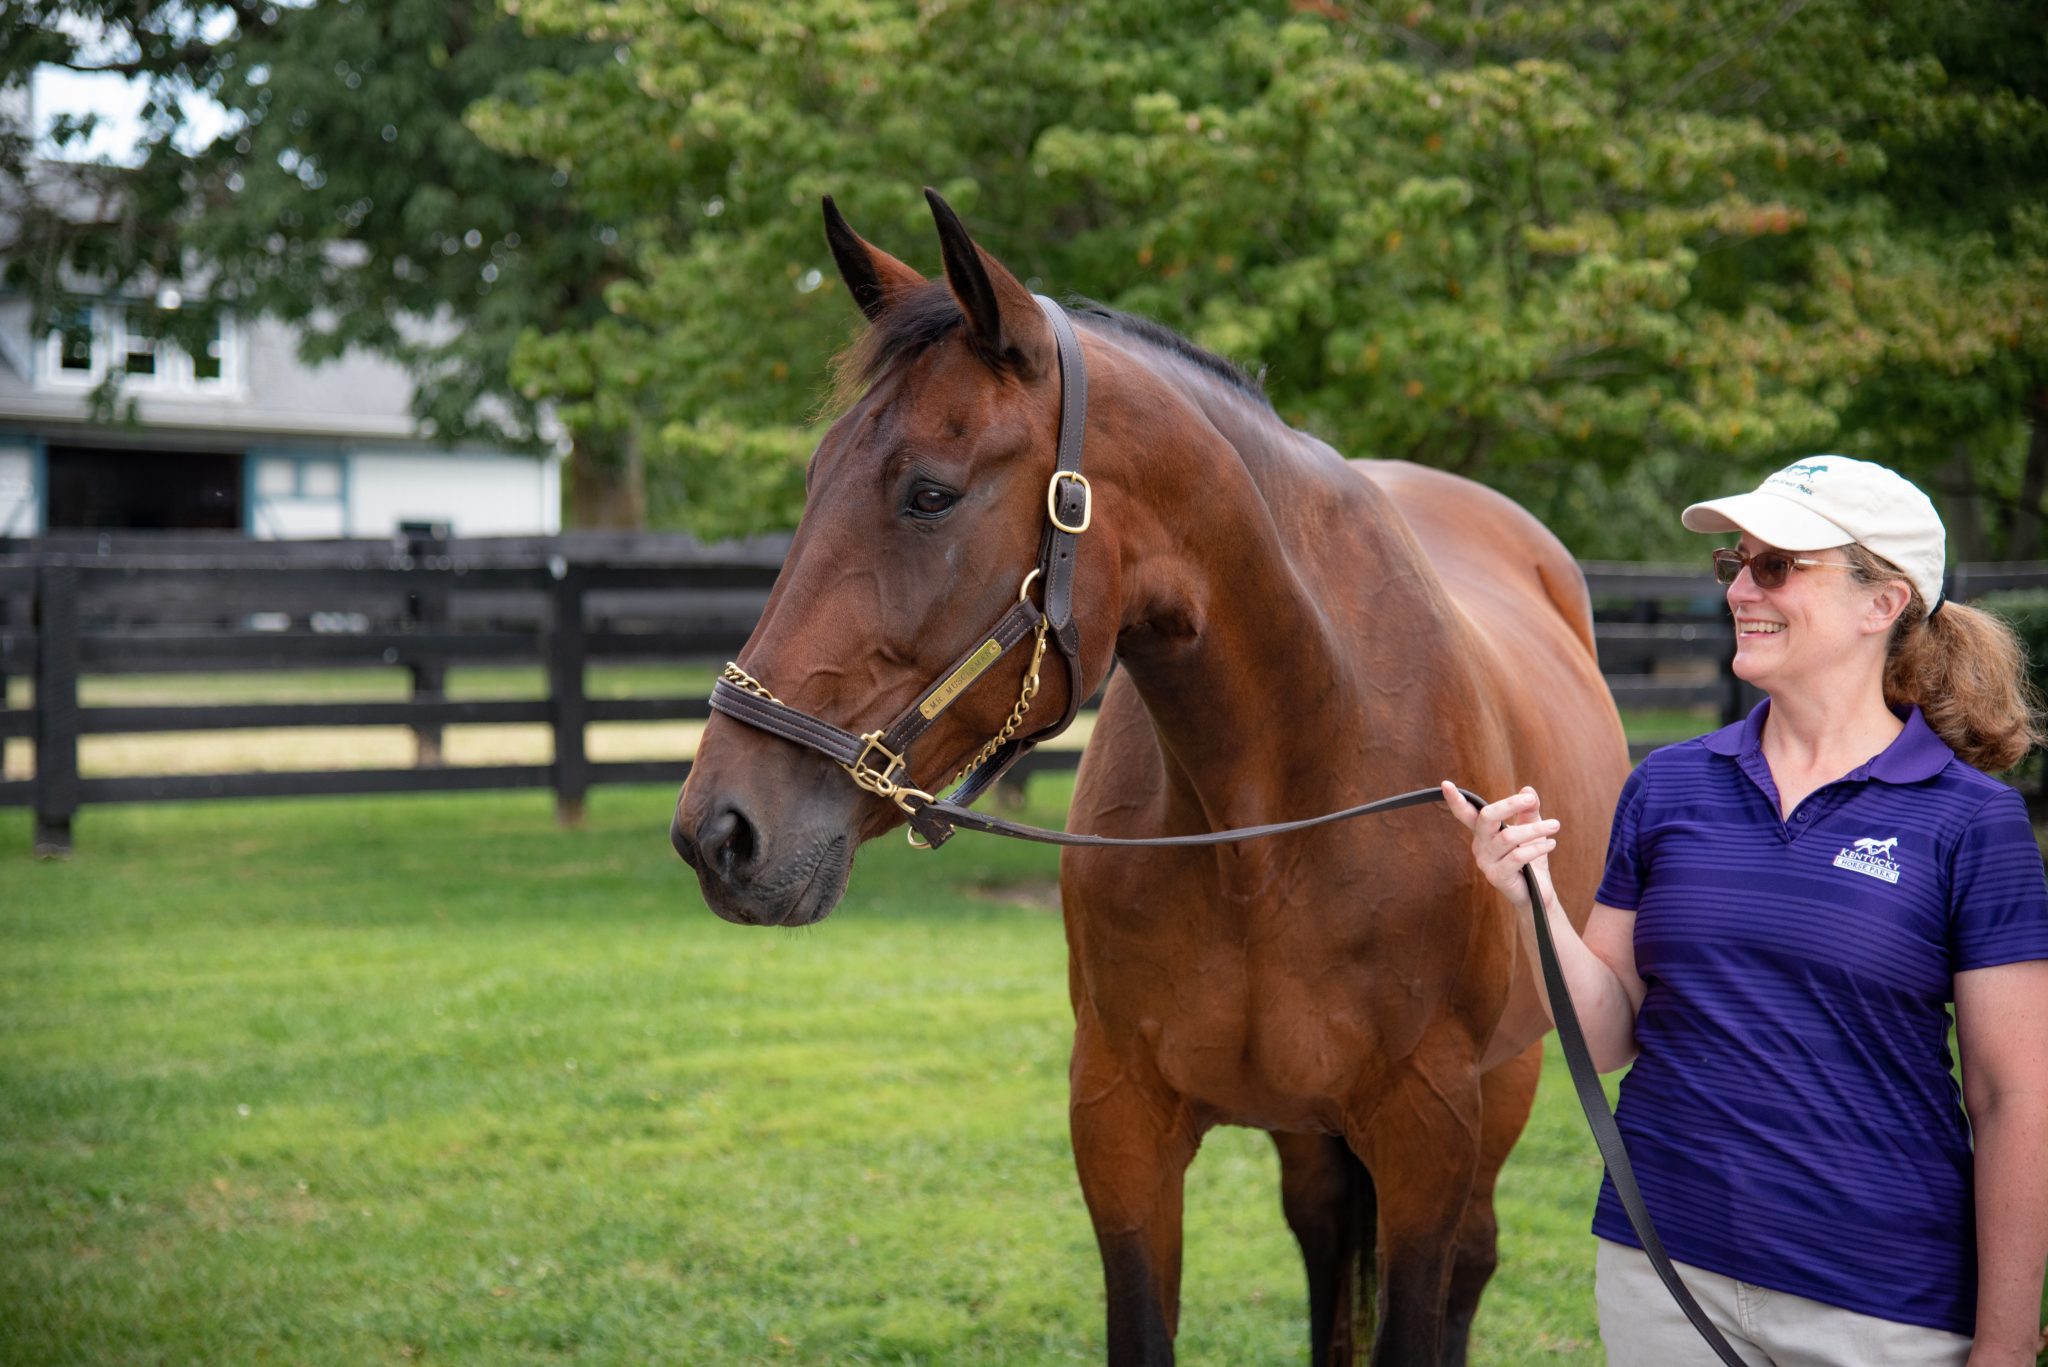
[1725,537,1875,692]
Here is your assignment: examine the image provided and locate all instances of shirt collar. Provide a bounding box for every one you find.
[1700,700,1767,759]
[1700,699,1953,783]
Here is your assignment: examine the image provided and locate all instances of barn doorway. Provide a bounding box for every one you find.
[44,444,243,530]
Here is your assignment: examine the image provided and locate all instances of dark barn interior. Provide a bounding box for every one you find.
[44,444,242,531]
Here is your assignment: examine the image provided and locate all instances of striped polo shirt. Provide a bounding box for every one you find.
[1591,701,2048,1334]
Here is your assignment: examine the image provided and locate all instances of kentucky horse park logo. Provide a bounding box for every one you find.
[1833,835,1901,884]
[1768,460,1831,497]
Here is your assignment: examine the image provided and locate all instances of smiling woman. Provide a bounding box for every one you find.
[1693,463,2040,776]
[1448,456,2048,1366]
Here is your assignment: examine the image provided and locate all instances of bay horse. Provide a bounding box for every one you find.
[672,190,1629,1366]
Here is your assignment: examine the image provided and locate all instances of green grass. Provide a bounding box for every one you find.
[0,780,1616,1365]
[1615,706,1721,745]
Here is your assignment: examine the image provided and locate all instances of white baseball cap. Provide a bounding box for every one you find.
[1681,456,1947,612]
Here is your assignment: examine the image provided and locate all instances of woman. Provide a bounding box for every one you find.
[1444,456,2048,1365]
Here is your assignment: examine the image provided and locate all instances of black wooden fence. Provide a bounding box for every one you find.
[5,531,2047,855]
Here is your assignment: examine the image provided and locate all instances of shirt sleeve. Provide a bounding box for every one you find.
[1594,759,1652,911]
[1947,783,2048,972]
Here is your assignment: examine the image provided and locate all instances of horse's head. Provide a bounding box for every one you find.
[672,190,1117,926]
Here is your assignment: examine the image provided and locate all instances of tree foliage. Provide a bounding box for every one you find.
[4,2,239,390]
[465,0,2045,554]
[3,0,652,523]
[9,1,2045,553]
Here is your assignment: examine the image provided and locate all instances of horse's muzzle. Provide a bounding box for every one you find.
[672,794,854,927]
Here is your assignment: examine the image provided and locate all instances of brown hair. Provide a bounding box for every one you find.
[1844,544,2045,772]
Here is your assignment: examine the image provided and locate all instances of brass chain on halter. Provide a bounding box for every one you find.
[949,618,1049,791]
[719,661,783,705]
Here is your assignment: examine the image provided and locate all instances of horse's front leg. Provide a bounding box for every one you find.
[1347,1037,1483,1367]
[1440,1042,1543,1367]
[1070,1015,1199,1367]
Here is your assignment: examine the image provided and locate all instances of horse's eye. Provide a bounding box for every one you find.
[906,485,958,519]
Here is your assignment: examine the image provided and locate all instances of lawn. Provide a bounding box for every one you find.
[1,779,1616,1365]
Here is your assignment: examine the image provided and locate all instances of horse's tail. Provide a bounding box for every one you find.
[1350,1149,1379,1357]
[1332,1142,1378,1361]
[1279,1134,1380,1361]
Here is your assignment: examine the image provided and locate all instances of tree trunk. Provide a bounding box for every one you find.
[2009,388,2048,561]
[566,432,646,530]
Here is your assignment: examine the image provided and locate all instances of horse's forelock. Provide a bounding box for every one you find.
[826,281,965,414]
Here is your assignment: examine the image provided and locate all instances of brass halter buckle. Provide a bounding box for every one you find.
[1047,471,1092,534]
[844,731,910,798]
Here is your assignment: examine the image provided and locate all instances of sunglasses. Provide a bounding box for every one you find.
[1711,547,1858,590]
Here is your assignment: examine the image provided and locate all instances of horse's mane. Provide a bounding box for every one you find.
[829,281,1270,413]
[1069,302,1269,407]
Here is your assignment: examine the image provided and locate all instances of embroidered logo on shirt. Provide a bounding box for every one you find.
[1833,835,1901,884]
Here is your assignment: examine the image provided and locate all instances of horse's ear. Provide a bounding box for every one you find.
[823,195,924,321]
[924,187,1053,377]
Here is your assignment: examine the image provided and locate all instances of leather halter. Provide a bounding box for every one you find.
[708,295,1093,848]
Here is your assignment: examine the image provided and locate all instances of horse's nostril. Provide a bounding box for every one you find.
[700,801,760,879]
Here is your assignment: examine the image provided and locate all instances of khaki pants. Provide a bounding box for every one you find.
[1596,1238,1973,1367]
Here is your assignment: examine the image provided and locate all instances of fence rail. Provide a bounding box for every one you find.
[6,534,2047,854]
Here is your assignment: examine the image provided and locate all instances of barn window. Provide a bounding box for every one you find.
[302,461,342,498]
[42,301,238,392]
[51,302,97,377]
[257,459,298,497]
[190,313,226,383]
[120,312,161,380]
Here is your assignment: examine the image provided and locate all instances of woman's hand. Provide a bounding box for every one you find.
[1440,782,1561,913]
[1442,782,1649,1073]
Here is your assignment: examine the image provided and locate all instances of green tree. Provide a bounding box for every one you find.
[3,2,235,399]
[1804,2,2048,560]
[15,2,2042,552]
[480,0,2046,556]
[3,1,652,525]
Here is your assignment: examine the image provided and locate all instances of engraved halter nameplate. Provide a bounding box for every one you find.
[919,638,1005,719]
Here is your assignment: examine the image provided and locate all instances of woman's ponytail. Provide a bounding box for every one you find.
[1850,545,2045,773]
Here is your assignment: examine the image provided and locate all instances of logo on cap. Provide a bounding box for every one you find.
[1767,461,1830,497]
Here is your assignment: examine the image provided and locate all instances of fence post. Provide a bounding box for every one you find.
[403,524,451,768]
[0,588,10,779]
[547,558,589,828]
[33,562,79,857]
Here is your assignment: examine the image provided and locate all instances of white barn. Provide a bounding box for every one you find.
[0,291,562,539]
[0,90,561,539]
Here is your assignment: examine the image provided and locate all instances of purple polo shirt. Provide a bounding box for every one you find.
[1591,702,2048,1334]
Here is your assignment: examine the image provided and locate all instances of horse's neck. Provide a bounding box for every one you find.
[1103,365,1456,817]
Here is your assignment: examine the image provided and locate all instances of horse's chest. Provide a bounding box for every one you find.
[1067,844,1442,1126]
[1088,937,1391,1128]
